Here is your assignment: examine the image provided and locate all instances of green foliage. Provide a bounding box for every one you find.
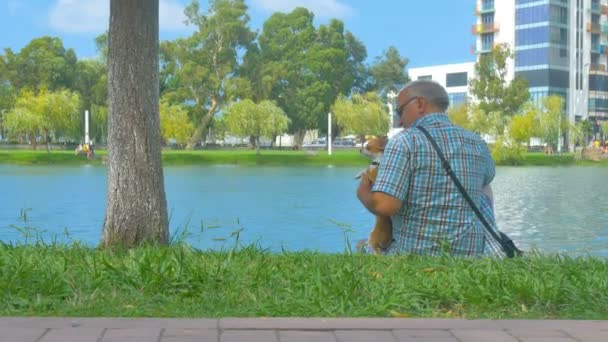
[602,121,608,138]
[331,92,390,142]
[509,106,537,145]
[537,96,567,149]
[90,104,107,144]
[246,8,368,140]
[490,136,525,165]
[4,88,81,148]
[2,36,78,92]
[223,99,289,152]
[469,44,530,116]
[447,104,471,130]
[368,46,409,96]
[160,100,194,145]
[161,0,255,148]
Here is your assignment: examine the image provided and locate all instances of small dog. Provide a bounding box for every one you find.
[356,136,392,254]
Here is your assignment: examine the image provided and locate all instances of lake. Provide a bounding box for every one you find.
[1,164,606,256]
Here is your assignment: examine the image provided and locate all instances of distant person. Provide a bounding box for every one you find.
[357,80,503,257]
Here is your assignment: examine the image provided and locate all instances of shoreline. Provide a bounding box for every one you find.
[2,149,608,167]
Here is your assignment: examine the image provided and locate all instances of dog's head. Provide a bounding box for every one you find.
[360,136,388,160]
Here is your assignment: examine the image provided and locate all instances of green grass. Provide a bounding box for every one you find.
[2,149,608,167]
[0,149,368,167]
[1,241,607,319]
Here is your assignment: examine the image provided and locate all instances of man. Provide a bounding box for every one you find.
[357,80,496,256]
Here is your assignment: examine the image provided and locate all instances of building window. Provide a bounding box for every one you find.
[448,93,467,107]
[446,72,468,87]
[516,4,549,25]
[516,26,549,46]
[417,75,432,80]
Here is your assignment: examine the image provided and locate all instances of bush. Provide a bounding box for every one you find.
[491,137,525,165]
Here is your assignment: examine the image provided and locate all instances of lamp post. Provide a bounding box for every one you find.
[328,112,332,156]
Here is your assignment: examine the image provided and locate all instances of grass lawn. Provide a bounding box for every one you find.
[1,242,607,319]
[2,148,608,167]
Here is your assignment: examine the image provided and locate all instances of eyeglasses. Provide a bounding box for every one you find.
[396,96,419,118]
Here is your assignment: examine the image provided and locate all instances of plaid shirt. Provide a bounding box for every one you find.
[373,113,498,256]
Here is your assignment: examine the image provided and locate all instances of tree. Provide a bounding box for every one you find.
[223,99,289,154]
[469,43,530,116]
[508,105,537,146]
[447,104,471,130]
[3,88,81,150]
[248,9,366,145]
[2,37,78,92]
[160,100,194,146]
[602,120,608,138]
[331,92,390,144]
[537,95,567,150]
[368,46,409,97]
[160,0,255,149]
[102,0,168,248]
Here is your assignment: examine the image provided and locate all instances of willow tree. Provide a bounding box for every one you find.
[331,92,389,144]
[102,0,168,248]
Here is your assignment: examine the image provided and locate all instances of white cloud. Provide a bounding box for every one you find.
[250,0,354,18]
[48,0,188,33]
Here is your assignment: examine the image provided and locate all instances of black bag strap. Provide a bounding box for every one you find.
[415,125,515,256]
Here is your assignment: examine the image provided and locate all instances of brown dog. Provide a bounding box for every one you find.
[356,136,392,254]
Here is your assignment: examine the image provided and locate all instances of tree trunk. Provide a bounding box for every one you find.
[186,98,218,150]
[102,0,168,248]
[294,130,306,149]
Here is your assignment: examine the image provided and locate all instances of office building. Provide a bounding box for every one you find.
[473,0,608,129]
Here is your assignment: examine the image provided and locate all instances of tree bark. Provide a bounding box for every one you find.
[102,0,168,248]
[186,97,218,150]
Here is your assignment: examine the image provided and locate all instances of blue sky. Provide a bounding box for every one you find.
[0,0,476,68]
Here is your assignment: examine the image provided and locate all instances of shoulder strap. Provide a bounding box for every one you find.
[415,125,512,255]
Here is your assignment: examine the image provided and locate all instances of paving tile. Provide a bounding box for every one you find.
[220,318,500,330]
[39,328,104,342]
[563,329,608,342]
[0,327,47,342]
[220,330,278,342]
[100,328,162,342]
[450,329,517,342]
[516,338,576,342]
[162,328,219,342]
[334,330,397,342]
[496,320,608,331]
[507,329,570,338]
[393,329,458,342]
[278,330,336,342]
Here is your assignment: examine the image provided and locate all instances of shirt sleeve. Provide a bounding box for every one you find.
[372,136,412,201]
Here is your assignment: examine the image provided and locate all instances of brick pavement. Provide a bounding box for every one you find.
[0,317,606,342]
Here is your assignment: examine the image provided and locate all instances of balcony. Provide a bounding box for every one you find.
[602,23,608,34]
[601,44,608,55]
[587,22,601,33]
[471,23,500,35]
[590,63,606,72]
[602,4,608,15]
[592,43,601,53]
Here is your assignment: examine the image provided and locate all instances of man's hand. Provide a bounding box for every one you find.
[357,177,402,217]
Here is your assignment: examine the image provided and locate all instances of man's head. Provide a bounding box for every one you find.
[395,80,450,128]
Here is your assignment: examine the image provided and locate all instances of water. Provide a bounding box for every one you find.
[1,164,607,256]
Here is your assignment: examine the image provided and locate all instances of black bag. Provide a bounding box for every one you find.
[416,126,523,258]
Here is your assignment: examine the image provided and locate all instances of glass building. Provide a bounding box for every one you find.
[474,0,608,133]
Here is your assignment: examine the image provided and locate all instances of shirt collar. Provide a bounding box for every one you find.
[410,112,449,128]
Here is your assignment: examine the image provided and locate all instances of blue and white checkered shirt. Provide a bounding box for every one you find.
[373,113,497,256]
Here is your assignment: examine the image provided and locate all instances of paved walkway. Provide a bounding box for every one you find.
[0,317,606,342]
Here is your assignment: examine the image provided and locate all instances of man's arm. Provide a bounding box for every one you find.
[357,176,402,216]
